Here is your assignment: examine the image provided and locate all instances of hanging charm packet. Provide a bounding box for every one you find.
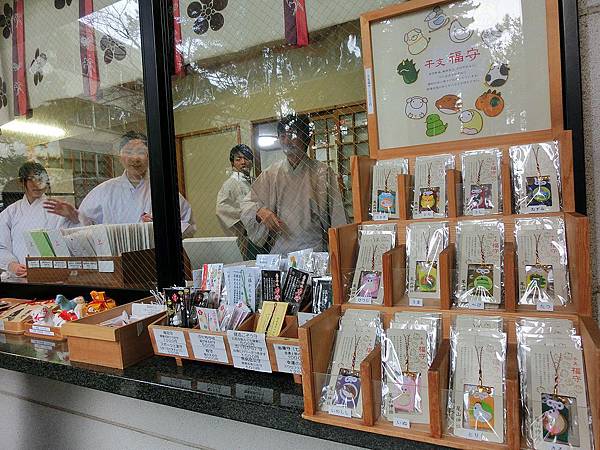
[412,154,454,219]
[462,149,502,216]
[349,224,396,305]
[447,316,506,443]
[515,217,570,307]
[382,312,441,425]
[510,141,562,214]
[516,318,593,449]
[455,220,504,308]
[319,309,382,418]
[371,158,408,219]
[406,222,448,301]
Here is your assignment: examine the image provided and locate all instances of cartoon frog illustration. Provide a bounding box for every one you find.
[397,59,419,84]
[425,114,448,137]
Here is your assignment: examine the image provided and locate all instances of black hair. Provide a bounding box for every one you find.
[277,114,311,150]
[229,144,254,164]
[119,131,148,152]
[18,161,48,183]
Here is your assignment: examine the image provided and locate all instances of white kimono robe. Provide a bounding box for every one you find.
[78,172,196,237]
[216,171,252,255]
[0,195,73,270]
[240,158,347,255]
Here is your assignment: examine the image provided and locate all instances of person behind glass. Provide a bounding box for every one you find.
[44,131,196,237]
[0,162,75,277]
[216,144,263,260]
[240,114,347,255]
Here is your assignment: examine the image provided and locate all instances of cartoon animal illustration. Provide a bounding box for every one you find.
[448,19,473,43]
[397,59,419,84]
[481,25,503,48]
[393,376,419,412]
[404,28,430,55]
[425,114,448,137]
[476,90,505,117]
[424,6,449,32]
[485,63,510,87]
[459,109,483,135]
[435,94,462,114]
[472,402,493,424]
[55,294,78,311]
[405,96,428,120]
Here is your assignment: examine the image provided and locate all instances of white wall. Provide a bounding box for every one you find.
[0,368,362,450]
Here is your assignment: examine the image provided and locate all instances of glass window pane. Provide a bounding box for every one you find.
[0,1,155,291]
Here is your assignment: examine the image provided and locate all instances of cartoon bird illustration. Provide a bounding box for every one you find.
[472,402,493,424]
[449,19,473,43]
[424,6,449,32]
[397,59,419,84]
[459,109,484,135]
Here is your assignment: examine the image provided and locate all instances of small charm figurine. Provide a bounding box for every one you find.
[55,294,78,311]
[31,306,55,326]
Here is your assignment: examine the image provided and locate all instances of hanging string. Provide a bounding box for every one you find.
[384,169,392,192]
[475,159,484,185]
[404,335,411,375]
[533,146,542,178]
[478,235,486,263]
[351,336,362,371]
[426,162,433,187]
[475,345,484,387]
[422,230,432,260]
[550,351,562,395]
[370,244,377,271]
[533,233,542,265]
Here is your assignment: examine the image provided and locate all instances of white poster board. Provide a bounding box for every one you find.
[369,0,552,150]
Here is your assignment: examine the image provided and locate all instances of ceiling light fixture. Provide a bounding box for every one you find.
[1,120,66,138]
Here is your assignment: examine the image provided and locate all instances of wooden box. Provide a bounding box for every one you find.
[60,298,165,369]
[25,249,157,289]
[0,298,35,334]
[148,314,302,382]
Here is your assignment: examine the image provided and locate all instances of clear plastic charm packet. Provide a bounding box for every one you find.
[312,276,333,314]
[287,248,314,272]
[516,318,593,449]
[406,222,449,301]
[318,309,383,419]
[359,223,398,247]
[311,252,330,277]
[510,141,562,214]
[461,149,502,216]
[412,154,455,219]
[448,320,507,443]
[515,217,571,307]
[349,225,397,305]
[455,220,504,308]
[381,312,441,424]
[370,158,409,220]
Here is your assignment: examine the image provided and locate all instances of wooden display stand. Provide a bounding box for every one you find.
[61,298,164,369]
[300,1,600,446]
[0,298,33,334]
[148,314,303,383]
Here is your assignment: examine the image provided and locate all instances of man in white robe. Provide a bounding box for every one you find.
[44,131,196,237]
[240,114,347,255]
[0,162,74,277]
[216,144,264,260]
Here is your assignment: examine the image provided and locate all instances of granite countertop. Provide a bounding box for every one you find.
[0,333,447,450]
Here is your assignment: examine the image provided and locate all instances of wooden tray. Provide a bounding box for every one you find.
[0,298,33,334]
[61,297,164,369]
[149,313,302,383]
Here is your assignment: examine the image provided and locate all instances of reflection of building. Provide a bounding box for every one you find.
[0,178,24,212]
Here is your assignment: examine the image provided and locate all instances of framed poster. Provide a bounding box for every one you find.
[361,0,563,157]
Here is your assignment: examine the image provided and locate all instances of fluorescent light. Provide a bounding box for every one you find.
[257,136,278,148]
[1,120,65,138]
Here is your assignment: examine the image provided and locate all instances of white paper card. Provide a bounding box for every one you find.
[131,303,166,317]
[98,261,115,273]
[189,333,229,364]
[152,329,189,357]
[82,261,98,270]
[27,260,40,268]
[227,330,272,373]
[273,344,302,374]
[53,261,67,269]
[298,312,317,327]
[67,261,82,270]
[40,261,53,269]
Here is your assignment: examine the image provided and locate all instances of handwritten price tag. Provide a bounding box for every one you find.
[372,212,389,221]
[468,298,485,310]
[329,405,352,418]
[408,298,423,307]
[393,417,410,429]
[536,301,554,312]
[354,296,373,305]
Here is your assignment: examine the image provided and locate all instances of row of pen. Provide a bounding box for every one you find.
[318,309,593,449]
